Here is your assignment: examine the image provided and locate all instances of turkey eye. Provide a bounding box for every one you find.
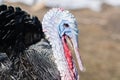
[63,23,69,27]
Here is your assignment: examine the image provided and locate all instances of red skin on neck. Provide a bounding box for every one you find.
[62,36,75,80]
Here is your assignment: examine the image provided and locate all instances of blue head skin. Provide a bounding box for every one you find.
[58,20,78,38]
[58,20,85,72]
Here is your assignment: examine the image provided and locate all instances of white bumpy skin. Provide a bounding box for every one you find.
[42,8,84,80]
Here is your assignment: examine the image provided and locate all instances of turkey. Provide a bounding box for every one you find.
[0,4,84,80]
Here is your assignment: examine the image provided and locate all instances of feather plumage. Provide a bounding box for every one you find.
[0,4,60,80]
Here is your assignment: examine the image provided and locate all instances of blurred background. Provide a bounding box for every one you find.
[1,0,120,80]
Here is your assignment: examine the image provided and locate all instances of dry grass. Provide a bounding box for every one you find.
[4,2,120,80]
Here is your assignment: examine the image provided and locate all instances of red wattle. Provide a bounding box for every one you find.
[62,36,75,79]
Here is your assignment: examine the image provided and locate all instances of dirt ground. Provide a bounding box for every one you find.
[4,2,120,80]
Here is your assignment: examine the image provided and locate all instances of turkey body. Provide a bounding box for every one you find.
[0,39,60,80]
[0,4,60,80]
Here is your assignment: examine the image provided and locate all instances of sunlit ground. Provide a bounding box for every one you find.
[4,2,120,80]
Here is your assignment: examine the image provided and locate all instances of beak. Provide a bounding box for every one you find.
[70,35,85,72]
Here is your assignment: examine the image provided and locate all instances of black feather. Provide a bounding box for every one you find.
[0,5,44,50]
[0,4,60,80]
